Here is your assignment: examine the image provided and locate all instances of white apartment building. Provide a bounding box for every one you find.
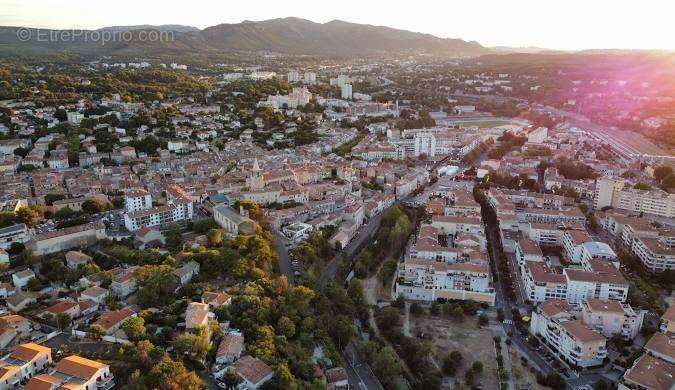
[395,258,495,305]
[514,239,544,265]
[564,260,629,304]
[580,299,643,340]
[530,300,608,368]
[521,261,568,303]
[527,127,548,143]
[431,215,484,236]
[303,72,317,83]
[287,70,300,82]
[630,235,675,272]
[123,189,152,212]
[341,83,353,100]
[594,177,675,217]
[123,186,193,231]
[414,133,436,158]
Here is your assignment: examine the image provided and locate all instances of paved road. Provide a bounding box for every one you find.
[483,213,555,377]
[273,232,295,284]
[343,342,385,390]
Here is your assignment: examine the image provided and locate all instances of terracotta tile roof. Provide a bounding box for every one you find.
[623,354,675,390]
[232,355,273,385]
[0,365,20,381]
[644,332,675,362]
[10,342,50,362]
[185,302,209,329]
[325,367,348,384]
[517,239,543,255]
[25,374,62,390]
[92,307,135,331]
[584,299,624,314]
[44,301,79,315]
[202,291,231,306]
[54,355,106,380]
[525,261,566,284]
[663,305,675,323]
[537,299,573,317]
[561,320,605,343]
[216,333,244,358]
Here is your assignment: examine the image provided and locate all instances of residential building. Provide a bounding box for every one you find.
[123,190,152,212]
[25,355,114,390]
[12,269,35,289]
[229,355,274,390]
[580,299,643,340]
[530,300,607,368]
[215,332,244,364]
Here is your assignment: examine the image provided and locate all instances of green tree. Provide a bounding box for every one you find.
[371,347,401,389]
[276,316,296,338]
[88,324,105,340]
[81,198,108,214]
[173,334,210,361]
[15,207,39,227]
[221,370,241,389]
[207,228,223,247]
[165,224,183,251]
[55,313,71,329]
[147,357,206,389]
[121,316,147,341]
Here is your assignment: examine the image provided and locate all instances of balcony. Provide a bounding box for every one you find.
[98,375,115,390]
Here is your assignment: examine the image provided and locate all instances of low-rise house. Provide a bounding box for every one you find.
[215,332,245,364]
[43,301,81,320]
[91,307,136,335]
[0,248,8,264]
[80,286,109,304]
[185,302,211,337]
[134,226,165,249]
[25,355,114,390]
[173,261,200,286]
[6,292,35,312]
[65,251,92,269]
[0,315,30,339]
[0,343,52,387]
[0,223,30,250]
[12,269,35,289]
[110,267,138,297]
[0,283,15,298]
[201,291,232,308]
[229,355,274,390]
[325,367,349,389]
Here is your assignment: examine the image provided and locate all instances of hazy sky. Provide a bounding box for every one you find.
[1,0,674,50]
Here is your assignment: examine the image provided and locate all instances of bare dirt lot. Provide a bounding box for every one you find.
[509,349,547,389]
[409,313,499,389]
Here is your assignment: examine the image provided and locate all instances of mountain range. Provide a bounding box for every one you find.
[0,17,490,58]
